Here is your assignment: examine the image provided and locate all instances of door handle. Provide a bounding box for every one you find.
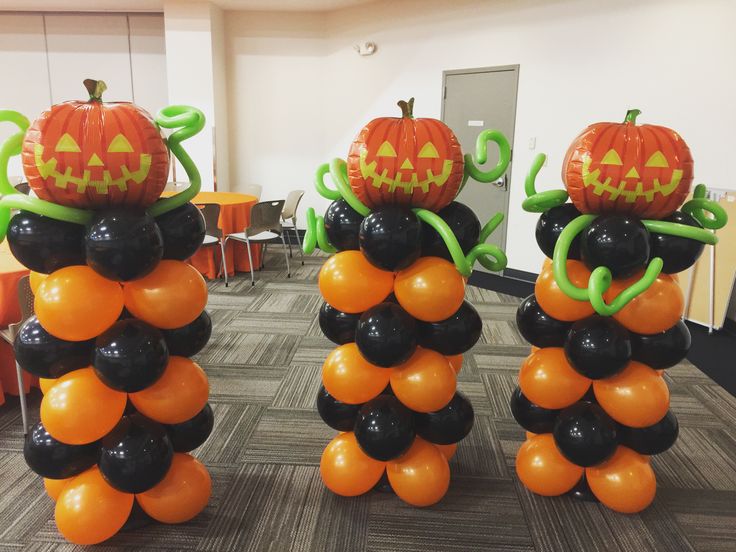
[491,174,508,191]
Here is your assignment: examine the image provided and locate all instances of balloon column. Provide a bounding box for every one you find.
[513,109,728,513]
[0,80,214,544]
[305,98,510,506]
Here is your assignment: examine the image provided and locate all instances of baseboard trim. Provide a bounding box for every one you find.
[503,267,538,283]
[468,270,535,298]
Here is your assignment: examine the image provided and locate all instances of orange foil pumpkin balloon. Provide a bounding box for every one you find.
[22,79,169,210]
[563,109,693,219]
[347,98,464,211]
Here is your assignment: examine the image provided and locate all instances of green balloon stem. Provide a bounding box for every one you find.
[552,214,596,302]
[314,163,341,201]
[522,152,569,213]
[624,109,642,124]
[329,158,370,217]
[680,184,728,231]
[464,129,511,185]
[642,219,719,245]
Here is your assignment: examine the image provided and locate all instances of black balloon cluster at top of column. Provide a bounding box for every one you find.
[324,198,364,251]
[359,206,422,271]
[421,201,480,260]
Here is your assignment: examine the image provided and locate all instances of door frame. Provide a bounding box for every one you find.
[440,64,520,265]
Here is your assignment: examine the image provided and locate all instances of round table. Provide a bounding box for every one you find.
[0,241,35,405]
[176,192,262,279]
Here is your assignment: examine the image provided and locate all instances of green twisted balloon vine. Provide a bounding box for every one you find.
[523,150,728,316]
[0,105,204,240]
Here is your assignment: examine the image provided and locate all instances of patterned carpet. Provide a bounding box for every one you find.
[0,248,735,552]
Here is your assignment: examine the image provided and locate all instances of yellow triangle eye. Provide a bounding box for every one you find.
[418,142,439,159]
[107,134,134,153]
[377,141,397,157]
[55,133,81,153]
[645,151,669,168]
[600,149,623,165]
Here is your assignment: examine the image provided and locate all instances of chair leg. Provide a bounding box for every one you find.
[285,226,293,258]
[294,222,304,265]
[244,236,255,286]
[220,240,228,287]
[222,238,230,287]
[15,362,28,435]
[280,232,291,278]
[262,243,267,269]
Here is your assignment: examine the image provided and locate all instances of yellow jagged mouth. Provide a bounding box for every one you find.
[359,148,453,194]
[581,154,683,203]
[34,143,152,194]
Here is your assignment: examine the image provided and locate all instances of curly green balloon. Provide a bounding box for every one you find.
[302,206,336,254]
[642,219,718,246]
[681,183,728,230]
[314,163,341,201]
[521,153,569,213]
[148,105,205,217]
[463,129,511,188]
[328,158,371,217]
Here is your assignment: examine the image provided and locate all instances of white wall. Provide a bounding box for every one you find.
[224,0,736,274]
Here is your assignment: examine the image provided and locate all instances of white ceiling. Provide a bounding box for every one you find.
[0,0,377,12]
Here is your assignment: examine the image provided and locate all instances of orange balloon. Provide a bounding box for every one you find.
[525,431,537,440]
[390,347,456,413]
[518,348,591,410]
[606,272,683,334]
[515,433,583,496]
[41,367,126,444]
[29,271,47,294]
[395,257,465,322]
[534,260,594,322]
[320,432,385,497]
[387,437,450,507]
[322,343,390,404]
[447,354,463,374]
[35,266,123,341]
[318,251,394,313]
[136,453,211,523]
[55,467,133,545]
[435,442,457,460]
[129,356,209,424]
[44,477,71,501]
[124,260,207,329]
[586,446,656,513]
[39,376,57,395]
[593,361,669,428]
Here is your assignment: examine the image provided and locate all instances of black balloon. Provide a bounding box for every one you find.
[416,300,482,356]
[535,203,583,260]
[94,319,169,392]
[414,391,474,445]
[509,387,560,434]
[650,211,705,274]
[565,315,631,379]
[324,198,363,251]
[516,294,571,348]
[354,395,415,461]
[630,320,691,369]
[553,402,618,467]
[617,410,679,455]
[421,201,480,261]
[98,414,173,494]
[14,316,93,378]
[24,421,98,479]
[355,302,416,367]
[155,202,206,261]
[7,211,86,273]
[319,302,360,345]
[359,206,421,271]
[85,210,164,281]
[567,473,599,502]
[316,386,362,431]
[161,310,212,357]
[166,404,214,452]
[581,215,650,279]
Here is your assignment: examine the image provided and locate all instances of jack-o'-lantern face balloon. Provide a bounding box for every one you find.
[22,80,169,210]
[563,110,693,219]
[348,98,464,212]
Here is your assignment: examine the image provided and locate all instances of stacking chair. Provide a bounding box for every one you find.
[224,200,290,286]
[243,184,263,200]
[0,276,33,434]
[200,204,228,285]
[281,190,305,265]
[14,182,30,195]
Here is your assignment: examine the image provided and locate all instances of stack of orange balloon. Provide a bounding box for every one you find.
[318,252,467,507]
[515,259,682,513]
[31,261,212,544]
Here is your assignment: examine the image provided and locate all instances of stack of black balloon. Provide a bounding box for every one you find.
[317,199,481,507]
[512,204,703,512]
[10,204,215,544]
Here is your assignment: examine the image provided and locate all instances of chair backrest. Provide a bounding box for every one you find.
[8,275,34,338]
[14,182,31,195]
[248,200,285,236]
[281,190,304,221]
[200,203,222,239]
[244,184,263,200]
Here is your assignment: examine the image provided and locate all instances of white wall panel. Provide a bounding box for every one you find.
[129,14,168,117]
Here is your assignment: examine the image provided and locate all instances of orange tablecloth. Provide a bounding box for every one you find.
[165,192,262,279]
[0,241,35,405]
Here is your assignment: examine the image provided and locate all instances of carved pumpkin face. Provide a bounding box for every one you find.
[563,110,693,219]
[22,81,169,210]
[347,99,464,212]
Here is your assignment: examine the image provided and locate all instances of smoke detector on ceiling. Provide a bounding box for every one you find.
[354,42,377,56]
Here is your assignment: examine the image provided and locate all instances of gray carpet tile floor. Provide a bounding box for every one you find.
[0,248,735,552]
